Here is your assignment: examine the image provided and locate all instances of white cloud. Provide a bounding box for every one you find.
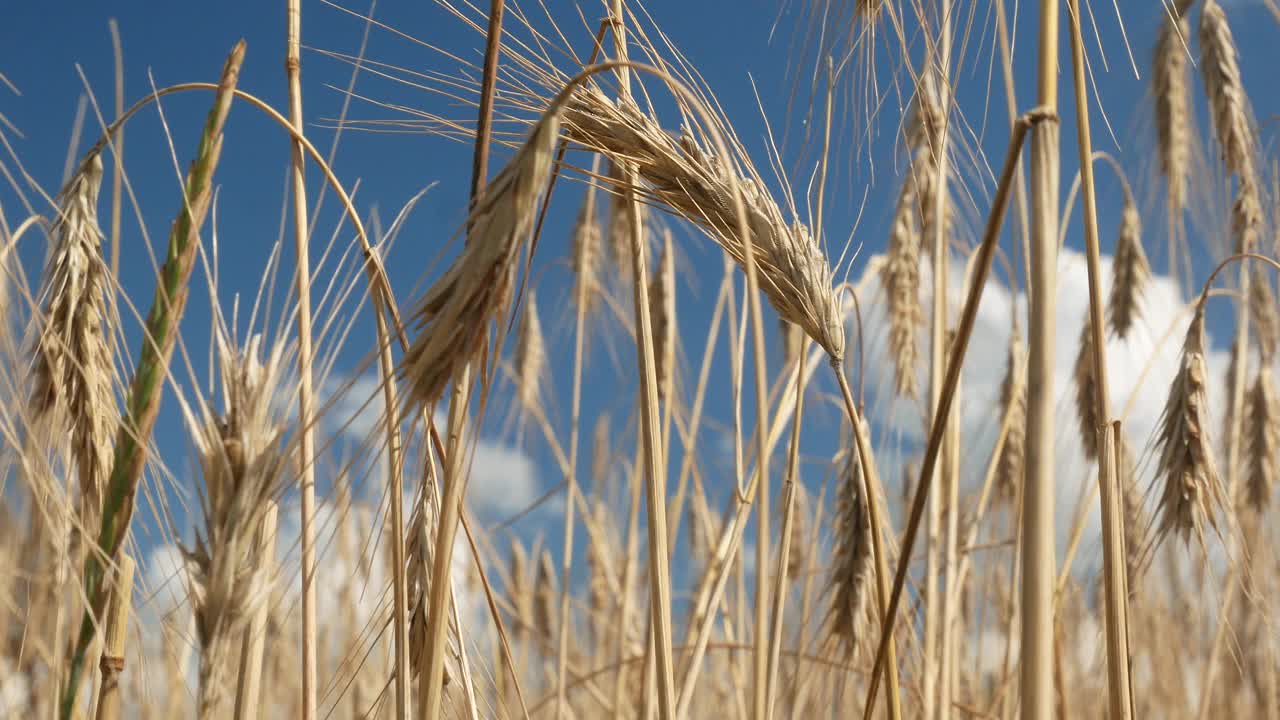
[856,247,1236,569]
[318,375,544,520]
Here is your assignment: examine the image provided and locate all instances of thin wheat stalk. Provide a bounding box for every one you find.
[282,4,319,716]
[91,553,133,720]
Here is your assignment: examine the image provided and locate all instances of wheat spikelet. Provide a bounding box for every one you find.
[182,331,290,718]
[779,318,804,369]
[605,160,647,280]
[1117,437,1148,597]
[650,229,676,402]
[826,435,872,656]
[560,88,845,359]
[1154,311,1225,542]
[1074,319,1100,460]
[509,539,533,637]
[997,335,1027,500]
[1200,0,1256,179]
[909,71,947,256]
[401,113,559,411]
[785,483,808,582]
[30,151,115,537]
[1232,174,1264,256]
[883,156,923,398]
[591,412,612,493]
[1250,267,1279,362]
[1153,12,1191,216]
[1109,197,1150,339]
[534,548,557,643]
[572,165,603,315]
[1246,370,1278,512]
[514,290,547,414]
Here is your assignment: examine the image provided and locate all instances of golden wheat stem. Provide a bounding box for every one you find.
[555,151,597,720]
[836,373,903,720]
[927,5,955,711]
[1021,0,1061,713]
[607,5,678,718]
[1065,0,1133,714]
[91,554,133,720]
[284,5,318,718]
[666,265,731,549]
[763,342,808,720]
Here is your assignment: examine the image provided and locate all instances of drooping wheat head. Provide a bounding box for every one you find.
[400,112,560,412]
[559,84,845,360]
[1154,310,1226,543]
[1199,0,1256,180]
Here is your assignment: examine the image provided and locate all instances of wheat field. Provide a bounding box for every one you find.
[2,0,1279,718]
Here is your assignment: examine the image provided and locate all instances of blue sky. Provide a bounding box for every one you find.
[4,0,1280,608]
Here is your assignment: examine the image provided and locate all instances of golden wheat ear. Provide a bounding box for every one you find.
[1154,311,1226,545]
[400,112,560,414]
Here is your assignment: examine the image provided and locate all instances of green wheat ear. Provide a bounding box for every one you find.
[60,39,246,720]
